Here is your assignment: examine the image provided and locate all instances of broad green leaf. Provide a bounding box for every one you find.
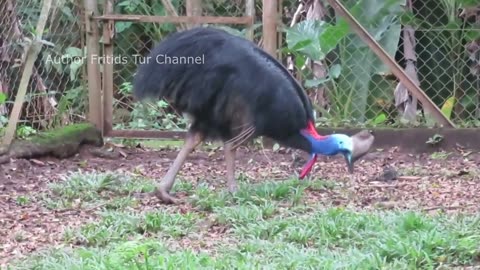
[319,19,350,54]
[291,39,314,51]
[69,61,83,81]
[441,96,455,119]
[0,93,7,104]
[116,22,133,33]
[286,19,350,61]
[373,113,387,124]
[465,28,480,42]
[295,54,307,69]
[62,47,83,64]
[285,20,325,60]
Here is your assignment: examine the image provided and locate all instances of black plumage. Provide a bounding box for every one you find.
[133,27,313,153]
[133,27,374,204]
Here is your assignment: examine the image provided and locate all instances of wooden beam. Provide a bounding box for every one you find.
[105,129,186,139]
[84,0,103,131]
[104,128,480,152]
[93,15,252,25]
[326,0,455,128]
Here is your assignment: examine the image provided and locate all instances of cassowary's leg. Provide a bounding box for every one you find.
[155,131,203,204]
[224,143,238,193]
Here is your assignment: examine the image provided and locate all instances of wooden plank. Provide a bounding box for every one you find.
[1,0,53,149]
[313,128,480,152]
[102,0,114,134]
[104,128,480,152]
[84,0,103,131]
[262,0,277,57]
[93,15,252,25]
[326,0,455,128]
[105,129,186,139]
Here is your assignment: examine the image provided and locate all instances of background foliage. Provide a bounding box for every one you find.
[0,0,479,138]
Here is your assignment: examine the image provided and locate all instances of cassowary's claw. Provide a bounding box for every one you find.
[153,187,180,204]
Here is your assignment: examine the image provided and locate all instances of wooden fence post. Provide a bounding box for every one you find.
[245,0,255,41]
[102,0,114,135]
[262,0,277,58]
[186,0,202,29]
[83,0,103,131]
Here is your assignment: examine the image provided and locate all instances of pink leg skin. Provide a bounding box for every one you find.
[224,143,238,193]
[154,132,203,204]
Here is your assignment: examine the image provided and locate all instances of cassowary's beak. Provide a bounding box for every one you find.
[347,130,375,174]
[344,152,354,174]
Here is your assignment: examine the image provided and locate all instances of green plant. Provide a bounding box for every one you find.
[113,82,188,131]
[426,134,444,145]
[283,0,405,125]
[16,125,37,139]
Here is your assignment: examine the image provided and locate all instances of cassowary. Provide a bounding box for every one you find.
[133,27,374,204]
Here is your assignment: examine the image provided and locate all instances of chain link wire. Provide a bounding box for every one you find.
[112,0,258,131]
[0,0,86,134]
[283,0,480,128]
[2,0,478,136]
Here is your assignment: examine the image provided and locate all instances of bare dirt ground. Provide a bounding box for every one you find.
[1,142,480,266]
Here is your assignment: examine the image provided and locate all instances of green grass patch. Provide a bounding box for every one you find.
[63,208,201,247]
[10,172,480,269]
[9,207,480,269]
[41,171,155,210]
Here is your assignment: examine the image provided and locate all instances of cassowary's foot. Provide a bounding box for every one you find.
[153,187,180,204]
[153,131,203,205]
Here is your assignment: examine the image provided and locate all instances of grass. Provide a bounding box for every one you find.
[7,171,480,269]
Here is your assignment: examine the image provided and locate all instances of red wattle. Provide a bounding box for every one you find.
[299,154,318,179]
[303,121,327,140]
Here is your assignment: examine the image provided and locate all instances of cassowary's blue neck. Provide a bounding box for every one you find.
[298,121,355,180]
[302,134,339,156]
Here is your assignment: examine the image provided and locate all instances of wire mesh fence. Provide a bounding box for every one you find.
[110,0,260,133]
[0,0,86,136]
[1,0,479,140]
[281,0,480,128]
